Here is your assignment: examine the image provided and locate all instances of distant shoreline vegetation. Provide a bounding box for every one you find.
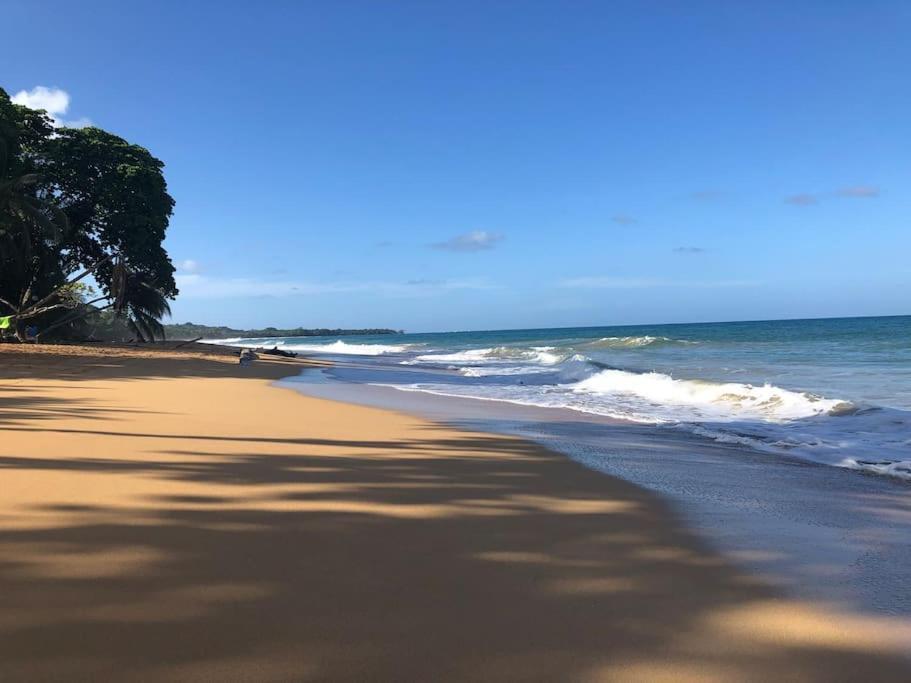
[166,323,402,340]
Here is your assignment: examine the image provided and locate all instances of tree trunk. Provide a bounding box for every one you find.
[14,319,28,343]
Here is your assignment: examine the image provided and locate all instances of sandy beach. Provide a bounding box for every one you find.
[1,344,910,682]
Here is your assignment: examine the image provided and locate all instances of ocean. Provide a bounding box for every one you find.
[210,315,911,481]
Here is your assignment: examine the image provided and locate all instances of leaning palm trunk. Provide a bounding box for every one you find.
[3,254,116,340]
[33,261,171,343]
[33,296,111,341]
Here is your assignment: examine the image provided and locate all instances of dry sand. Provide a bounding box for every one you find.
[0,343,909,681]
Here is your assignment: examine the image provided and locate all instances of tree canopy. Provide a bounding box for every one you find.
[0,87,176,341]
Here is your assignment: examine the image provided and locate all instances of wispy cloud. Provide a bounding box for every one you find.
[611,214,638,226]
[405,278,444,286]
[786,185,880,206]
[785,193,818,206]
[176,274,496,299]
[402,278,497,294]
[177,259,201,274]
[837,185,879,198]
[431,230,503,252]
[11,86,91,128]
[559,276,757,289]
[672,246,707,254]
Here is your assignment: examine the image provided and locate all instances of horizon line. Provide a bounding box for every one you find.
[170,311,911,337]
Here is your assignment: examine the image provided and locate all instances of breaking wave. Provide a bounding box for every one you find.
[407,346,568,366]
[278,340,410,355]
[580,335,697,349]
[571,368,848,422]
[202,338,409,355]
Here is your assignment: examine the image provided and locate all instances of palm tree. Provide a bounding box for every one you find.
[114,272,172,342]
[0,138,70,339]
[0,138,67,266]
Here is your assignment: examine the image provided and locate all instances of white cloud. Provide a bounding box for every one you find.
[12,86,68,115]
[559,276,758,289]
[837,185,879,198]
[11,86,91,128]
[431,230,503,252]
[177,259,201,273]
[175,274,496,299]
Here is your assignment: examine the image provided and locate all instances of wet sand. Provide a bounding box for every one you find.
[1,344,909,681]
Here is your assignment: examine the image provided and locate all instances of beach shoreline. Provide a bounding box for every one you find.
[284,359,911,619]
[1,343,910,680]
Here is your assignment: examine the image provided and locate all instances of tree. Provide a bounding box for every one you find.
[34,126,177,299]
[0,95,69,338]
[0,87,177,341]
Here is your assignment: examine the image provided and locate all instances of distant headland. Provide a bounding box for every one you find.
[165,322,402,340]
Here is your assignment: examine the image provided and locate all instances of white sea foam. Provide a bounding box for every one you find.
[687,409,911,480]
[460,366,551,377]
[581,335,696,349]
[408,346,567,366]
[201,338,408,355]
[390,369,847,424]
[842,457,911,479]
[409,348,494,363]
[277,340,409,355]
[571,368,847,422]
[199,337,246,345]
[395,341,852,424]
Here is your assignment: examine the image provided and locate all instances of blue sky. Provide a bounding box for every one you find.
[5,0,910,332]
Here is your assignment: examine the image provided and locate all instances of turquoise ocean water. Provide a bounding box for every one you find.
[211,315,911,480]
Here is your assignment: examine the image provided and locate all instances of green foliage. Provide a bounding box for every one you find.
[0,97,69,312]
[35,126,176,298]
[0,86,176,340]
[56,281,96,306]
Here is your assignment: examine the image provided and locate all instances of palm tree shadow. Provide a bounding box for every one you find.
[1,426,910,680]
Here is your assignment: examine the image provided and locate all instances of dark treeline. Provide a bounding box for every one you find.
[166,322,401,340]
